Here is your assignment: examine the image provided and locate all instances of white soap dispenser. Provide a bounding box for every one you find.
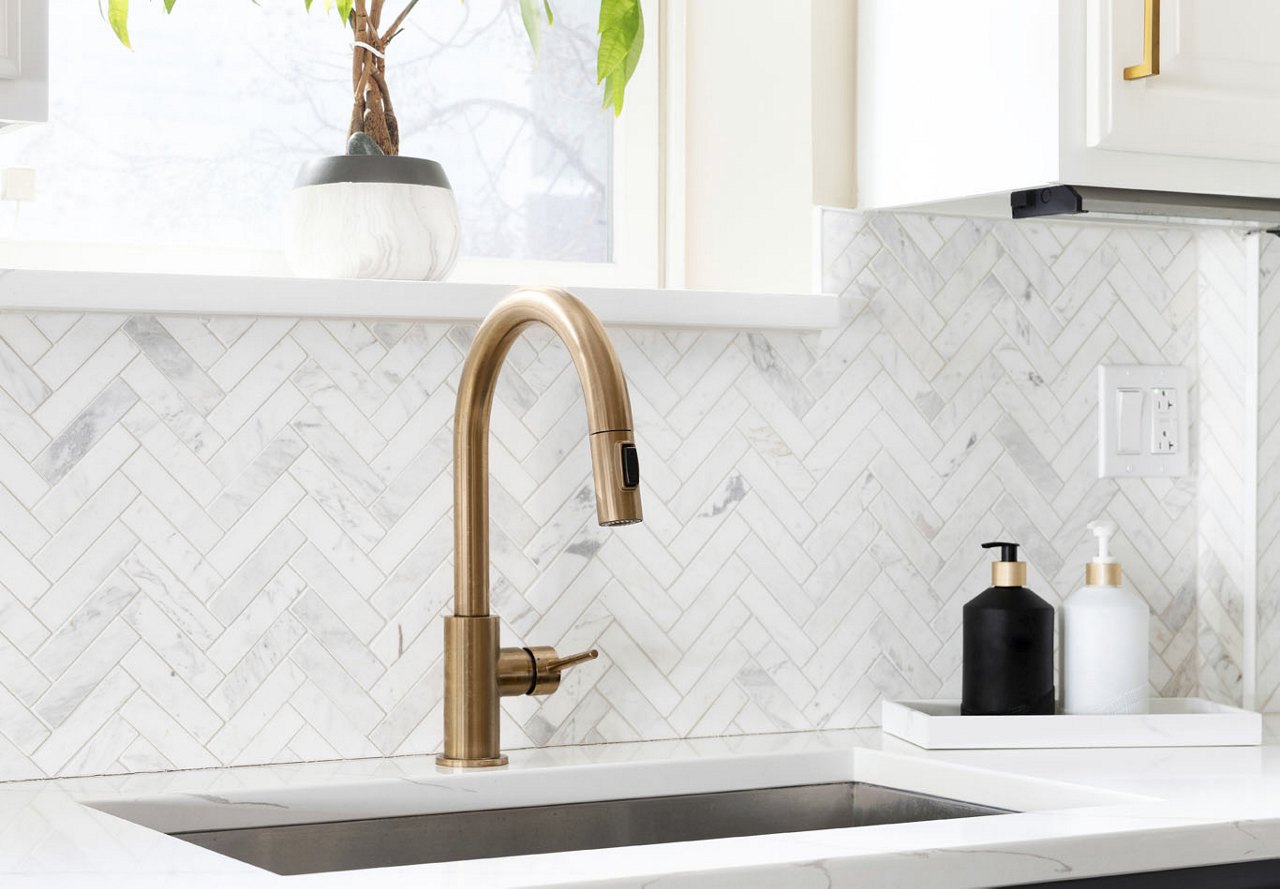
[1061,521,1150,715]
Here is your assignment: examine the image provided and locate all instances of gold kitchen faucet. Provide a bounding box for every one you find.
[437,287,643,768]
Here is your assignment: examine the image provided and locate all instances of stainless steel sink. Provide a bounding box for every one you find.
[169,782,1009,876]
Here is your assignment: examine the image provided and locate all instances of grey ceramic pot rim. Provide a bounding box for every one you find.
[293,155,453,190]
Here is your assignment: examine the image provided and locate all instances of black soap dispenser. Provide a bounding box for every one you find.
[961,542,1055,716]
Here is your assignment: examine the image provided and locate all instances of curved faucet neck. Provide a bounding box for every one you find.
[453,288,637,617]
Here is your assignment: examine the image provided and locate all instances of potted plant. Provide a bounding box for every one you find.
[102,0,644,281]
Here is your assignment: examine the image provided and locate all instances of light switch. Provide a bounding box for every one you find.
[0,167,35,202]
[1097,365,1189,478]
[1116,389,1142,454]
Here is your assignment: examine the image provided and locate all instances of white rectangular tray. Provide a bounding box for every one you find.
[881,698,1262,749]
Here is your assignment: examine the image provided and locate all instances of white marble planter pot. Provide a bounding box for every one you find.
[285,155,461,281]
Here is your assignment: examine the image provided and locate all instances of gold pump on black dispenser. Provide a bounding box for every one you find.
[961,542,1055,716]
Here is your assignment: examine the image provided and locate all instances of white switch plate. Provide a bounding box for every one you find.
[1097,365,1189,478]
[0,167,35,202]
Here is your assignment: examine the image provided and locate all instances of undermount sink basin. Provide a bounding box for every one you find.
[163,782,1009,876]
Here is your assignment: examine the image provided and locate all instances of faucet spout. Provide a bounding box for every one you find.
[453,287,643,617]
[439,287,643,768]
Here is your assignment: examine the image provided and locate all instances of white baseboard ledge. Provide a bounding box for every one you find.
[0,270,846,332]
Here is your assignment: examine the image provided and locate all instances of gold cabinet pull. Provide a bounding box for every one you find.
[1123,0,1161,80]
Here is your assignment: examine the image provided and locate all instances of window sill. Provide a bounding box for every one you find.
[0,269,846,331]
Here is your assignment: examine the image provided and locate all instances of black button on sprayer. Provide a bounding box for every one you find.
[619,443,639,489]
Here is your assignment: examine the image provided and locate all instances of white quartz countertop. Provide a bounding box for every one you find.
[7,724,1280,888]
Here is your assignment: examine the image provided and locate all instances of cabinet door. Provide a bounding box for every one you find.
[1088,0,1280,163]
[0,0,45,125]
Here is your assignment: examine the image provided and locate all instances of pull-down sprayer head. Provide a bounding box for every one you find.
[590,430,643,527]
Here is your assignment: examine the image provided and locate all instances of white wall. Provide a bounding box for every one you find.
[680,0,856,293]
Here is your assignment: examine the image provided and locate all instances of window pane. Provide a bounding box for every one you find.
[0,0,611,262]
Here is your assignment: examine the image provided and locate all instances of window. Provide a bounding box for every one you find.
[0,0,658,284]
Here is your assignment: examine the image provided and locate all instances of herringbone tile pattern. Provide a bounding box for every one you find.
[0,211,1206,781]
[1196,231,1252,707]
[1256,236,1280,709]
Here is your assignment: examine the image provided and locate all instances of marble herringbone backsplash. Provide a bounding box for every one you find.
[0,210,1230,781]
[1252,235,1280,710]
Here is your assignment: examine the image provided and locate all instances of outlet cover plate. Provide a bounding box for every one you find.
[1098,364,1189,478]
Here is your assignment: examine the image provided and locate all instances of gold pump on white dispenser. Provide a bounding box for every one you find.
[1085,520,1122,587]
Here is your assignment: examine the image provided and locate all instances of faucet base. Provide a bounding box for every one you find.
[441,615,505,767]
[435,754,509,768]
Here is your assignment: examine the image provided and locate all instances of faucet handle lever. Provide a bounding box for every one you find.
[545,648,598,673]
[498,645,601,698]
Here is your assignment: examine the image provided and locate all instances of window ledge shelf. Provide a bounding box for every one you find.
[0,270,846,332]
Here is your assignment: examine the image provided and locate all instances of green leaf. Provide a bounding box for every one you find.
[304,0,314,10]
[597,0,642,115]
[519,0,550,59]
[337,0,354,21]
[107,0,131,48]
[617,3,643,107]
[596,0,638,79]
[544,0,553,26]
[163,0,176,12]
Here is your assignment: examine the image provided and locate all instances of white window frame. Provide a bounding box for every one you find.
[0,0,662,288]
[0,0,47,122]
[454,0,662,289]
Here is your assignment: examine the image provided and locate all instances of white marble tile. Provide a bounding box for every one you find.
[122,316,225,416]
[33,476,135,582]
[119,688,220,771]
[205,337,306,438]
[31,378,139,486]
[30,315,124,390]
[155,316,227,369]
[121,450,223,553]
[207,318,296,390]
[29,667,137,775]
[31,523,136,628]
[31,331,137,435]
[290,321,388,417]
[208,429,306,530]
[0,210,1227,782]
[207,520,305,624]
[119,581,222,696]
[33,618,138,728]
[205,474,304,577]
[123,403,222,506]
[206,611,306,722]
[289,543,384,643]
[0,314,51,366]
[120,353,224,460]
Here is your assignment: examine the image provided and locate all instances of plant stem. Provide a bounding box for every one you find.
[350,0,368,144]
[381,0,421,44]
[348,0,399,154]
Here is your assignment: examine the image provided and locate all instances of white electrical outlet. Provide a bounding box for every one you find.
[1097,365,1189,478]
[0,167,35,202]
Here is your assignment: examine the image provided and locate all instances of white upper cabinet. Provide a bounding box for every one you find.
[858,0,1280,212]
[1089,0,1280,163]
[0,0,45,125]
